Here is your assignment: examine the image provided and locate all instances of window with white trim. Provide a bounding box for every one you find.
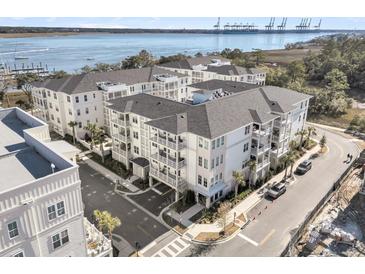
[48,205,57,220]
[52,230,69,250]
[8,221,19,239]
[48,201,65,221]
[57,201,65,216]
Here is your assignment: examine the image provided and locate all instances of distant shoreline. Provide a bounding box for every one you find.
[0,25,362,39]
[0,32,89,38]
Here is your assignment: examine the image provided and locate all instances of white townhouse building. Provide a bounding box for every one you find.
[0,107,111,257]
[31,66,191,138]
[158,55,266,85]
[105,86,311,207]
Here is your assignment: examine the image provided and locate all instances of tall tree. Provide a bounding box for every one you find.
[306,126,317,147]
[95,127,106,163]
[319,134,327,152]
[252,49,265,65]
[84,123,98,150]
[287,61,305,83]
[217,201,231,235]
[93,210,121,241]
[68,121,78,144]
[295,129,308,149]
[324,68,350,91]
[248,160,257,187]
[232,170,245,199]
[122,50,154,69]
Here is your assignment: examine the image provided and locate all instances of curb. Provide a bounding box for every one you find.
[186,219,251,246]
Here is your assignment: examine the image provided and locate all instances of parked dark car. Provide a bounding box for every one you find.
[266,182,286,199]
[295,160,312,175]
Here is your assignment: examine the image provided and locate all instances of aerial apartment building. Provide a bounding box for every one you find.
[0,107,111,257]
[31,66,191,138]
[105,85,311,207]
[158,55,266,85]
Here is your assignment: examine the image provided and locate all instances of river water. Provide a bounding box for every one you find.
[0,32,330,72]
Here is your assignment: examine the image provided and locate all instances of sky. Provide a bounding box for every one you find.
[1,17,365,30]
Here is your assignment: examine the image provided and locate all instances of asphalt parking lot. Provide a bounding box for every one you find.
[129,184,175,216]
[78,162,168,255]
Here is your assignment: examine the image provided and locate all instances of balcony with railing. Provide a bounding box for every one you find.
[84,218,112,257]
[274,118,289,128]
[111,118,130,127]
[150,134,185,150]
[256,158,270,170]
[150,151,185,169]
[251,143,270,155]
[113,132,131,143]
[149,166,187,190]
[252,127,271,139]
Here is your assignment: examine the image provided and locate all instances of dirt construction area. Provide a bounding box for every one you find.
[293,166,365,257]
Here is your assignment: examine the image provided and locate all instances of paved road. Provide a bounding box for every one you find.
[179,126,360,257]
[79,163,169,256]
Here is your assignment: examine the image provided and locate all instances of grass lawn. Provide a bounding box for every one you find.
[309,108,365,129]
[262,46,321,65]
[1,91,29,108]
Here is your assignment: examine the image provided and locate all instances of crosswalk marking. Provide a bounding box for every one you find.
[237,233,259,246]
[152,238,190,257]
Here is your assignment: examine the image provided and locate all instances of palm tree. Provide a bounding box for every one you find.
[95,127,106,163]
[319,134,327,153]
[248,160,257,187]
[306,126,317,147]
[295,129,308,149]
[281,154,290,180]
[287,151,297,178]
[68,121,78,144]
[93,210,121,241]
[93,209,107,231]
[84,123,98,150]
[289,140,298,151]
[232,170,245,198]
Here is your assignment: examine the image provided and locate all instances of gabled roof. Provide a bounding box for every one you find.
[32,66,185,95]
[159,55,230,70]
[189,79,257,93]
[107,93,190,119]
[146,86,311,139]
[205,65,265,76]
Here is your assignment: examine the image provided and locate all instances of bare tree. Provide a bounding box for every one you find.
[217,201,231,235]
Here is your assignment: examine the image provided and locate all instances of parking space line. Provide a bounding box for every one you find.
[237,233,259,246]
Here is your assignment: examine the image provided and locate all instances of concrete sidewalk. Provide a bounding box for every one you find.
[183,142,321,240]
[167,203,205,227]
[80,153,139,193]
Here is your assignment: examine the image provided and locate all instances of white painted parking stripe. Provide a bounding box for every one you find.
[237,233,259,246]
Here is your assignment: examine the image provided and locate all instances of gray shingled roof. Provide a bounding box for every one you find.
[189,79,257,93]
[205,65,265,76]
[146,86,311,139]
[107,93,190,119]
[32,66,185,95]
[159,55,230,70]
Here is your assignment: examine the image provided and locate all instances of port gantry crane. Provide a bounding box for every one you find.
[265,17,275,31]
[296,18,312,31]
[314,19,322,30]
[277,17,287,31]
